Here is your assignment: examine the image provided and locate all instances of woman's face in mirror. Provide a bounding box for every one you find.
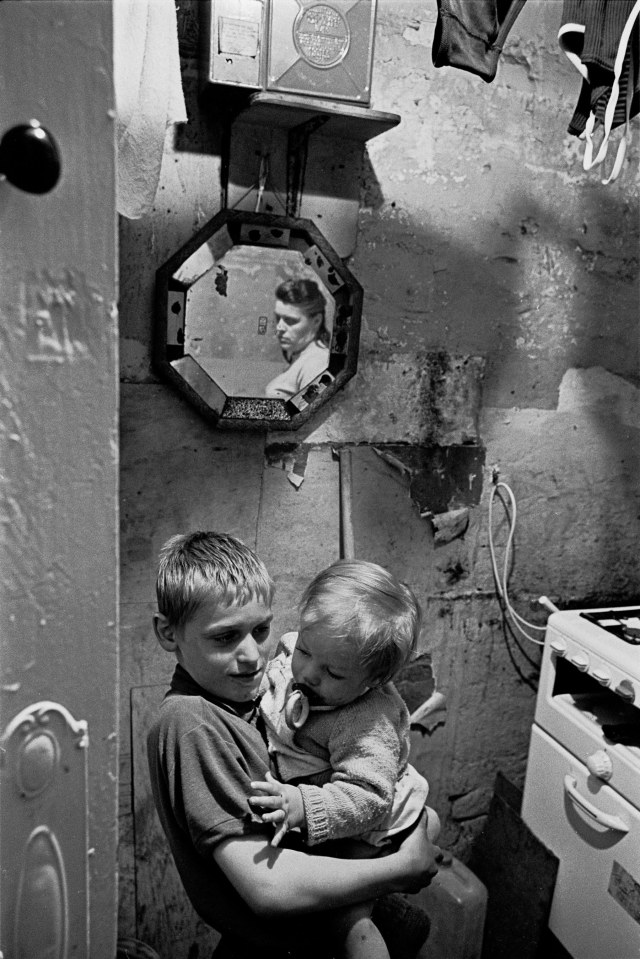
[274,300,322,358]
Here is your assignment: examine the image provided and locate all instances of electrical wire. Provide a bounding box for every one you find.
[488,479,547,646]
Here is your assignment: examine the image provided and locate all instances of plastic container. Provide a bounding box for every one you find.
[414,851,488,959]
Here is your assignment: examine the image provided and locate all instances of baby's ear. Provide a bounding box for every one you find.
[153,613,179,652]
[369,671,389,689]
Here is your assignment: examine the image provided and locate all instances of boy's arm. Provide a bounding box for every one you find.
[212,813,438,916]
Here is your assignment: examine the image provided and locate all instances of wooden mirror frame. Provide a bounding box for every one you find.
[154,210,363,430]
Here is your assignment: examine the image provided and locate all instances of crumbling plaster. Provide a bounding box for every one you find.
[359,0,639,411]
[118,0,639,870]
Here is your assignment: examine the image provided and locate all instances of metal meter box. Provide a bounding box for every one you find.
[267,0,377,103]
[204,0,268,90]
[203,0,378,104]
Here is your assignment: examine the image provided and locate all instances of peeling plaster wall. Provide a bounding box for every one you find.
[118,0,639,890]
[358,2,639,413]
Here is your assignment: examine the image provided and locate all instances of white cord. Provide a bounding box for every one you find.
[488,480,546,646]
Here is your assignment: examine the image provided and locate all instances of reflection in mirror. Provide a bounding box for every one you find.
[155,211,362,429]
[182,247,335,398]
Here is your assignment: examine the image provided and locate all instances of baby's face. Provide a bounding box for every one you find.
[291,625,373,708]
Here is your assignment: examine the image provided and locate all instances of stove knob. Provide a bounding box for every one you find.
[592,668,611,686]
[586,750,613,782]
[569,653,589,672]
[549,638,567,656]
[614,680,636,703]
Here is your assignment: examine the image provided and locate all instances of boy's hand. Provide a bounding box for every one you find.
[396,811,440,893]
[249,771,305,847]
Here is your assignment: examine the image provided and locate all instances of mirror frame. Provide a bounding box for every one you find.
[154,210,363,430]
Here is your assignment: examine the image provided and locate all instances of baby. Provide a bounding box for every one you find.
[250,559,439,959]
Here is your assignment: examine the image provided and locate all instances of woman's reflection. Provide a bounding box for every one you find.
[265,279,330,400]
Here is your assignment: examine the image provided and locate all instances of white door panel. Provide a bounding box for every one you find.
[0,3,118,957]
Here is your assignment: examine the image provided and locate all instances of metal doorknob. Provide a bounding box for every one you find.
[0,120,61,194]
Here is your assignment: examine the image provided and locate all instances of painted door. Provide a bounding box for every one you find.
[0,3,118,958]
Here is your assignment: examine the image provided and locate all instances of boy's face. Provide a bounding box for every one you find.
[291,624,373,708]
[157,596,274,703]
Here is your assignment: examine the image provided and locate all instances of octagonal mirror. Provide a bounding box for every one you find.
[154,210,363,429]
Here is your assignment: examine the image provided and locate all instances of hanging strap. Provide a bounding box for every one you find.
[599,53,635,184]
[582,0,640,181]
[557,19,588,81]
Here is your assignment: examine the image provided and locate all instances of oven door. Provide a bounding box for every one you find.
[535,643,640,809]
[522,725,640,959]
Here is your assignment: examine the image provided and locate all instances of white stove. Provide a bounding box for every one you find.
[522,607,640,959]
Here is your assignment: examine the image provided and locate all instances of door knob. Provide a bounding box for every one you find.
[0,120,61,194]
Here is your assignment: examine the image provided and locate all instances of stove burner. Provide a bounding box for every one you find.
[580,609,640,645]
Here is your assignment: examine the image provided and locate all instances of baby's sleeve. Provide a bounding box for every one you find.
[297,694,403,845]
[274,631,297,658]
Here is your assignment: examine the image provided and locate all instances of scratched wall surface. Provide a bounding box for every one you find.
[117,1,640,942]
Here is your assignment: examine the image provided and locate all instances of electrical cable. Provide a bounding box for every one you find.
[488,479,547,646]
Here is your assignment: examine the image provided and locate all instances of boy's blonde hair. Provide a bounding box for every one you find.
[156,531,275,628]
[299,559,422,684]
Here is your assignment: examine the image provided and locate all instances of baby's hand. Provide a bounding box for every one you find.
[249,771,305,846]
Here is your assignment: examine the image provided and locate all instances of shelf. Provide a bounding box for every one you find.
[235,91,401,142]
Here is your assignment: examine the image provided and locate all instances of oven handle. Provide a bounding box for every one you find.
[563,775,629,833]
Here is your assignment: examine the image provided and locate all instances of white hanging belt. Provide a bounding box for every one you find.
[559,0,640,184]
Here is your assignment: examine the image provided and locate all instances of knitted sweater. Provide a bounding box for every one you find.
[260,633,428,846]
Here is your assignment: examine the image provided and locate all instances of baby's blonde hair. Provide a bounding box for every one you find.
[299,560,422,684]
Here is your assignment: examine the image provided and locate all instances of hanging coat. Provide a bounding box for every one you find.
[432,0,528,83]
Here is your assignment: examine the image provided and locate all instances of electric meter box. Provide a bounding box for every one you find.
[203,0,268,90]
[203,0,377,104]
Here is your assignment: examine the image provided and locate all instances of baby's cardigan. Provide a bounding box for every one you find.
[260,633,413,846]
